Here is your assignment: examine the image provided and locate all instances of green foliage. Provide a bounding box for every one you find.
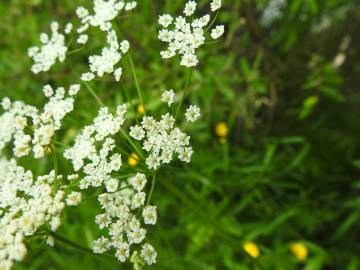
[1,0,360,269]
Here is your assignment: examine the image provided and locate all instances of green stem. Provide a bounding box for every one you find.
[120,128,145,160]
[49,145,59,194]
[146,172,156,205]
[205,11,219,32]
[67,46,85,56]
[127,53,144,109]
[175,68,193,119]
[120,82,139,124]
[83,81,104,107]
[49,232,115,260]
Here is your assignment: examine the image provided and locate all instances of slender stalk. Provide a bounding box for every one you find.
[120,128,145,160]
[49,145,59,194]
[205,11,219,32]
[82,81,104,107]
[146,172,156,205]
[175,68,193,119]
[120,82,139,124]
[127,53,144,109]
[67,46,85,56]
[49,232,115,260]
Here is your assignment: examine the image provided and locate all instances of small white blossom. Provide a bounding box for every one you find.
[77,34,89,44]
[211,25,225,39]
[69,84,80,96]
[142,206,157,225]
[64,23,73,34]
[115,242,130,262]
[92,236,110,254]
[29,21,68,73]
[210,0,222,12]
[161,89,175,106]
[81,72,95,81]
[114,67,123,81]
[66,191,82,206]
[185,105,201,122]
[120,40,130,54]
[158,14,173,28]
[129,125,145,140]
[141,243,157,265]
[129,173,147,191]
[184,1,197,16]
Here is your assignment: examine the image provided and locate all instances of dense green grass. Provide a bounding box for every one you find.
[1,0,360,269]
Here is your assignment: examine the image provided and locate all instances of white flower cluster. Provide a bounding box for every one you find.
[260,0,286,26]
[28,22,68,74]
[158,0,224,67]
[0,84,79,158]
[76,0,137,33]
[81,30,129,81]
[92,173,157,267]
[130,113,194,169]
[64,105,127,187]
[63,108,157,267]
[75,1,135,81]
[0,159,66,269]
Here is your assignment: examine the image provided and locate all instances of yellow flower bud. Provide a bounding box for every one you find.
[137,104,145,114]
[243,241,260,258]
[290,243,308,261]
[128,153,139,166]
[215,122,228,138]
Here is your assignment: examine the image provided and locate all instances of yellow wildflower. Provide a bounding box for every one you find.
[128,153,139,166]
[243,241,260,258]
[215,122,228,138]
[137,104,145,114]
[290,243,308,261]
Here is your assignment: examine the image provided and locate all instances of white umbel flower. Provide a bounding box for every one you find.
[210,0,222,12]
[158,14,173,28]
[184,1,197,16]
[161,89,175,106]
[141,243,157,265]
[29,21,68,74]
[142,206,157,225]
[185,105,201,122]
[211,25,225,39]
[66,192,82,206]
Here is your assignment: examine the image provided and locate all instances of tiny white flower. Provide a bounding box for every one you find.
[115,242,130,262]
[77,34,88,44]
[81,72,95,81]
[180,53,199,67]
[66,191,82,206]
[141,243,157,265]
[142,205,157,225]
[210,0,222,12]
[211,25,225,39]
[92,236,110,254]
[64,23,73,34]
[42,84,54,97]
[120,40,130,54]
[161,89,175,106]
[185,105,201,122]
[129,125,145,140]
[69,84,80,96]
[129,173,147,191]
[184,1,197,16]
[158,14,173,28]
[114,67,123,81]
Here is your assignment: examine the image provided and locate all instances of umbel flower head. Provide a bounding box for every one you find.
[28,22,68,74]
[0,84,79,159]
[158,0,224,67]
[0,159,66,269]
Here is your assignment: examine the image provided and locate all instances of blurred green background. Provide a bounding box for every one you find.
[1,0,360,269]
